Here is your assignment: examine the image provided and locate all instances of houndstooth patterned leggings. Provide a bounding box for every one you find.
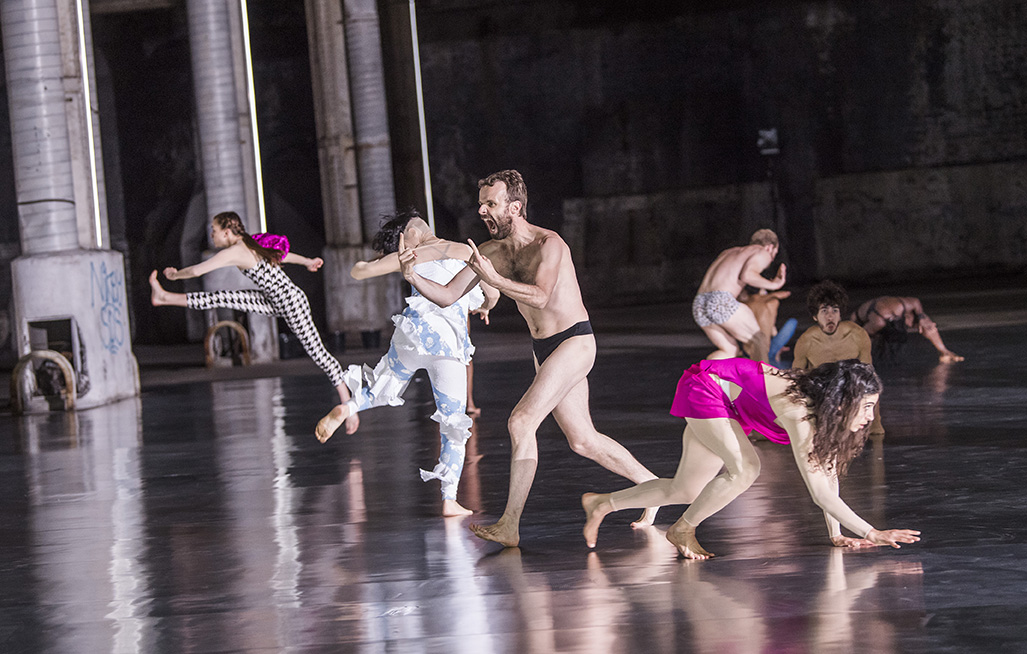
[187,266,344,388]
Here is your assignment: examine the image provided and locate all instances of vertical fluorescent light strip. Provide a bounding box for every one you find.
[409,0,435,233]
[75,0,103,248]
[239,0,267,233]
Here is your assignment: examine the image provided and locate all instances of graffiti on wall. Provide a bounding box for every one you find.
[91,261,126,354]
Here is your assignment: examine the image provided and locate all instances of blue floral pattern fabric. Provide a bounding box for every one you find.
[342,258,483,501]
[392,258,484,365]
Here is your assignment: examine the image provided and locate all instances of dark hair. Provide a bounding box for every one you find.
[778,359,882,475]
[750,228,778,247]
[807,280,849,318]
[478,169,527,217]
[213,211,283,266]
[371,208,423,254]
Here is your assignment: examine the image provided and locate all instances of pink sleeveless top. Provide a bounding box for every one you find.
[669,358,790,444]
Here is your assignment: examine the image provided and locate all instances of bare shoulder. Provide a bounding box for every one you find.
[837,321,866,337]
[796,324,823,342]
[227,242,257,263]
[428,240,473,261]
[762,367,791,390]
[763,371,803,415]
[537,228,569,252]
[744,244,772,264]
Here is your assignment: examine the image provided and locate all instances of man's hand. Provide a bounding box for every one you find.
[163,267,180,281]
[471,307,491,325]
[771,263,787,289]
[466,239,500,286]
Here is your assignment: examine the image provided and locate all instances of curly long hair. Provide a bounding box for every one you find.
[213,211,283,266]
[371,208,424,254]
[778,359,882,475]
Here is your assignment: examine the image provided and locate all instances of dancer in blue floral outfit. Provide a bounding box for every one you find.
[317,209,498,516]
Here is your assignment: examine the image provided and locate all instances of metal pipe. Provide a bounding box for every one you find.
[74,0,102,247]
[238,0,266,233]
[408,0,434,233]
[343,0,396,238]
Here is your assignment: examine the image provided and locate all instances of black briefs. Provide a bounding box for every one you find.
[531,320,593,365]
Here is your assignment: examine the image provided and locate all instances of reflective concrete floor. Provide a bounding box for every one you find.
[2,282,1026,653]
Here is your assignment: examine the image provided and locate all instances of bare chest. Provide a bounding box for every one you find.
[492,247,542,285]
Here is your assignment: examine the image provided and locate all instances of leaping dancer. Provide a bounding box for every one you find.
[149,210,359,435]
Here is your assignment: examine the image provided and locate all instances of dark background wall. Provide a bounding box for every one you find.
[407,0,1027,301]
[0,0,1025,352]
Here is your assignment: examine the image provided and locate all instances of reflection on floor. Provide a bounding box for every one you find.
[1,314,1026,652]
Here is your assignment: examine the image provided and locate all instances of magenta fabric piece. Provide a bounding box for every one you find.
[252,233,290,257]
[669,358,790,444]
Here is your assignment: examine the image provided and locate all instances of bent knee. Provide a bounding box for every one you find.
[731,459,761,488]
[507,411,541,441]
[566,435,599,459]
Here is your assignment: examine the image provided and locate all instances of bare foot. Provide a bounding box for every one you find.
[315,404,350,443]
[631,506,659,529]
[344,412,360,435]
[469,519,519,547]
[939,351,964,363]
[582,492,611,548]
[149,271,169,306]
[666,522,714,560]
[442,499,473,517]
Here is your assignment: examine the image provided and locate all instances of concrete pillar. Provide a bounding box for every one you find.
[306,0,401,338]
[343,0,398,235]
[185,0,276,361]
[2,0,139,408]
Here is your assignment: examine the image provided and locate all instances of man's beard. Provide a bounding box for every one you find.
[486,213,513,239]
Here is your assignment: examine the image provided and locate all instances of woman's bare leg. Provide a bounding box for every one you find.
[333,384,360,434]
[582,422,727,548]
[442,499,473,517]
[672,418,762,557]
[666,518,713,560]
[149,271,187,307]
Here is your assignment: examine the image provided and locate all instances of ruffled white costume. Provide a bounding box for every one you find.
[343,259,484,500]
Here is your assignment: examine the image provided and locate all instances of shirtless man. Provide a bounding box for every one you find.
[851,296,964,364]
[397,169,659,547]
[793,280,872,370]
[693,229,786,362]
[793,280,883,435]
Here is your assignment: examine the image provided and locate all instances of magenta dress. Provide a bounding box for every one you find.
[669,358,790,444]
